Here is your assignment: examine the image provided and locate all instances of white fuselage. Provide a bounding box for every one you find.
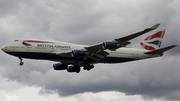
[2,24,175,73]
[1,39,161,64]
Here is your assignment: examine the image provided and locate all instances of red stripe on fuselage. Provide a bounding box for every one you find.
[23,40,49,43]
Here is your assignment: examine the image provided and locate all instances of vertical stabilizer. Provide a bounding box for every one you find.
[135,29,165,51]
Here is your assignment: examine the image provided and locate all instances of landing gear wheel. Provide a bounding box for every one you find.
[84,64,94,71]
[18,57,24,66]
[20,62,24,66]
[76,67,80,73]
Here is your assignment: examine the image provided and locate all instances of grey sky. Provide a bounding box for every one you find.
[0,0,180,101]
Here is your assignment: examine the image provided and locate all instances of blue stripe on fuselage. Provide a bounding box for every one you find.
[6,52,137,63]
[22,42,31,46]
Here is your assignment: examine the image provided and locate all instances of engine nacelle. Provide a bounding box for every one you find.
[67,65,80,73]
[67,65,76,72]
[103,42,120,50]
[72,50,86,57]
[53,63,67,70]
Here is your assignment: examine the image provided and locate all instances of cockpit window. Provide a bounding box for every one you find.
[14,40,19,42]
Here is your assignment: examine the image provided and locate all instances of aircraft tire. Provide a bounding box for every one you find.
[20,62,24,66]
[76,67,80,73]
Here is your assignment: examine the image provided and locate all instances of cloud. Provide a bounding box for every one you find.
[0,0,180,101]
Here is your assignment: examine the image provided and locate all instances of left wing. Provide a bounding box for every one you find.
[86,24,160,52]
[57,24,160,61]
[85,24,160,61]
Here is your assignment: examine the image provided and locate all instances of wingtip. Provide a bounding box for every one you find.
[151,23,161,29]
[172,45,178,47]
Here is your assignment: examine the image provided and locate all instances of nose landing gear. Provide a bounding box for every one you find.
[18,57,24,66]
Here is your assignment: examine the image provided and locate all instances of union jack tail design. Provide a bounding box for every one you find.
[135,29,165,51]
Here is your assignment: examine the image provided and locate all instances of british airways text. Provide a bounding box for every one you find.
[37,44,71,49]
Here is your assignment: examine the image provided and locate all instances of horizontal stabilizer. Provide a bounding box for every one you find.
[144,45,177,54]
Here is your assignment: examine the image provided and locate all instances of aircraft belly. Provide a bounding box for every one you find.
[99,50,138,63]
[6,52,83,61]
[99,56,138,63]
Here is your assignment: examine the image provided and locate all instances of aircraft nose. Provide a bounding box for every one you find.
[1,46,5,52]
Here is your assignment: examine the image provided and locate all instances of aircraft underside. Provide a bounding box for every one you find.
[6,51,138,63]
[5,51,138,73]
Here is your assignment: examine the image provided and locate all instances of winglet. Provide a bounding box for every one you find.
[144,23,160,31]
[150,23,161,30]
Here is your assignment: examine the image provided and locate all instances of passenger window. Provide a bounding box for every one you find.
[9,46,15,48]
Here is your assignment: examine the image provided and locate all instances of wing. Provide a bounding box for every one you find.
[115,24,161,42]
[57,24,160,62]
[84,24,160,61]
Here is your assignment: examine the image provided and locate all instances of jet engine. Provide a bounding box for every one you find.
[53,63,67,70]
[72,50,86,57]
[103,42,120,50]
[67,65,80,73]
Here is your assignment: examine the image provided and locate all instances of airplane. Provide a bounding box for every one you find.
[1,24,177,73]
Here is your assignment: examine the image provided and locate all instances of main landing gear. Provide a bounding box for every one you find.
[83,64,94,71]
[18,57,24,66]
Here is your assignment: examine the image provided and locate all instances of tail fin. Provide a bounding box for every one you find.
[135,29,165,51]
